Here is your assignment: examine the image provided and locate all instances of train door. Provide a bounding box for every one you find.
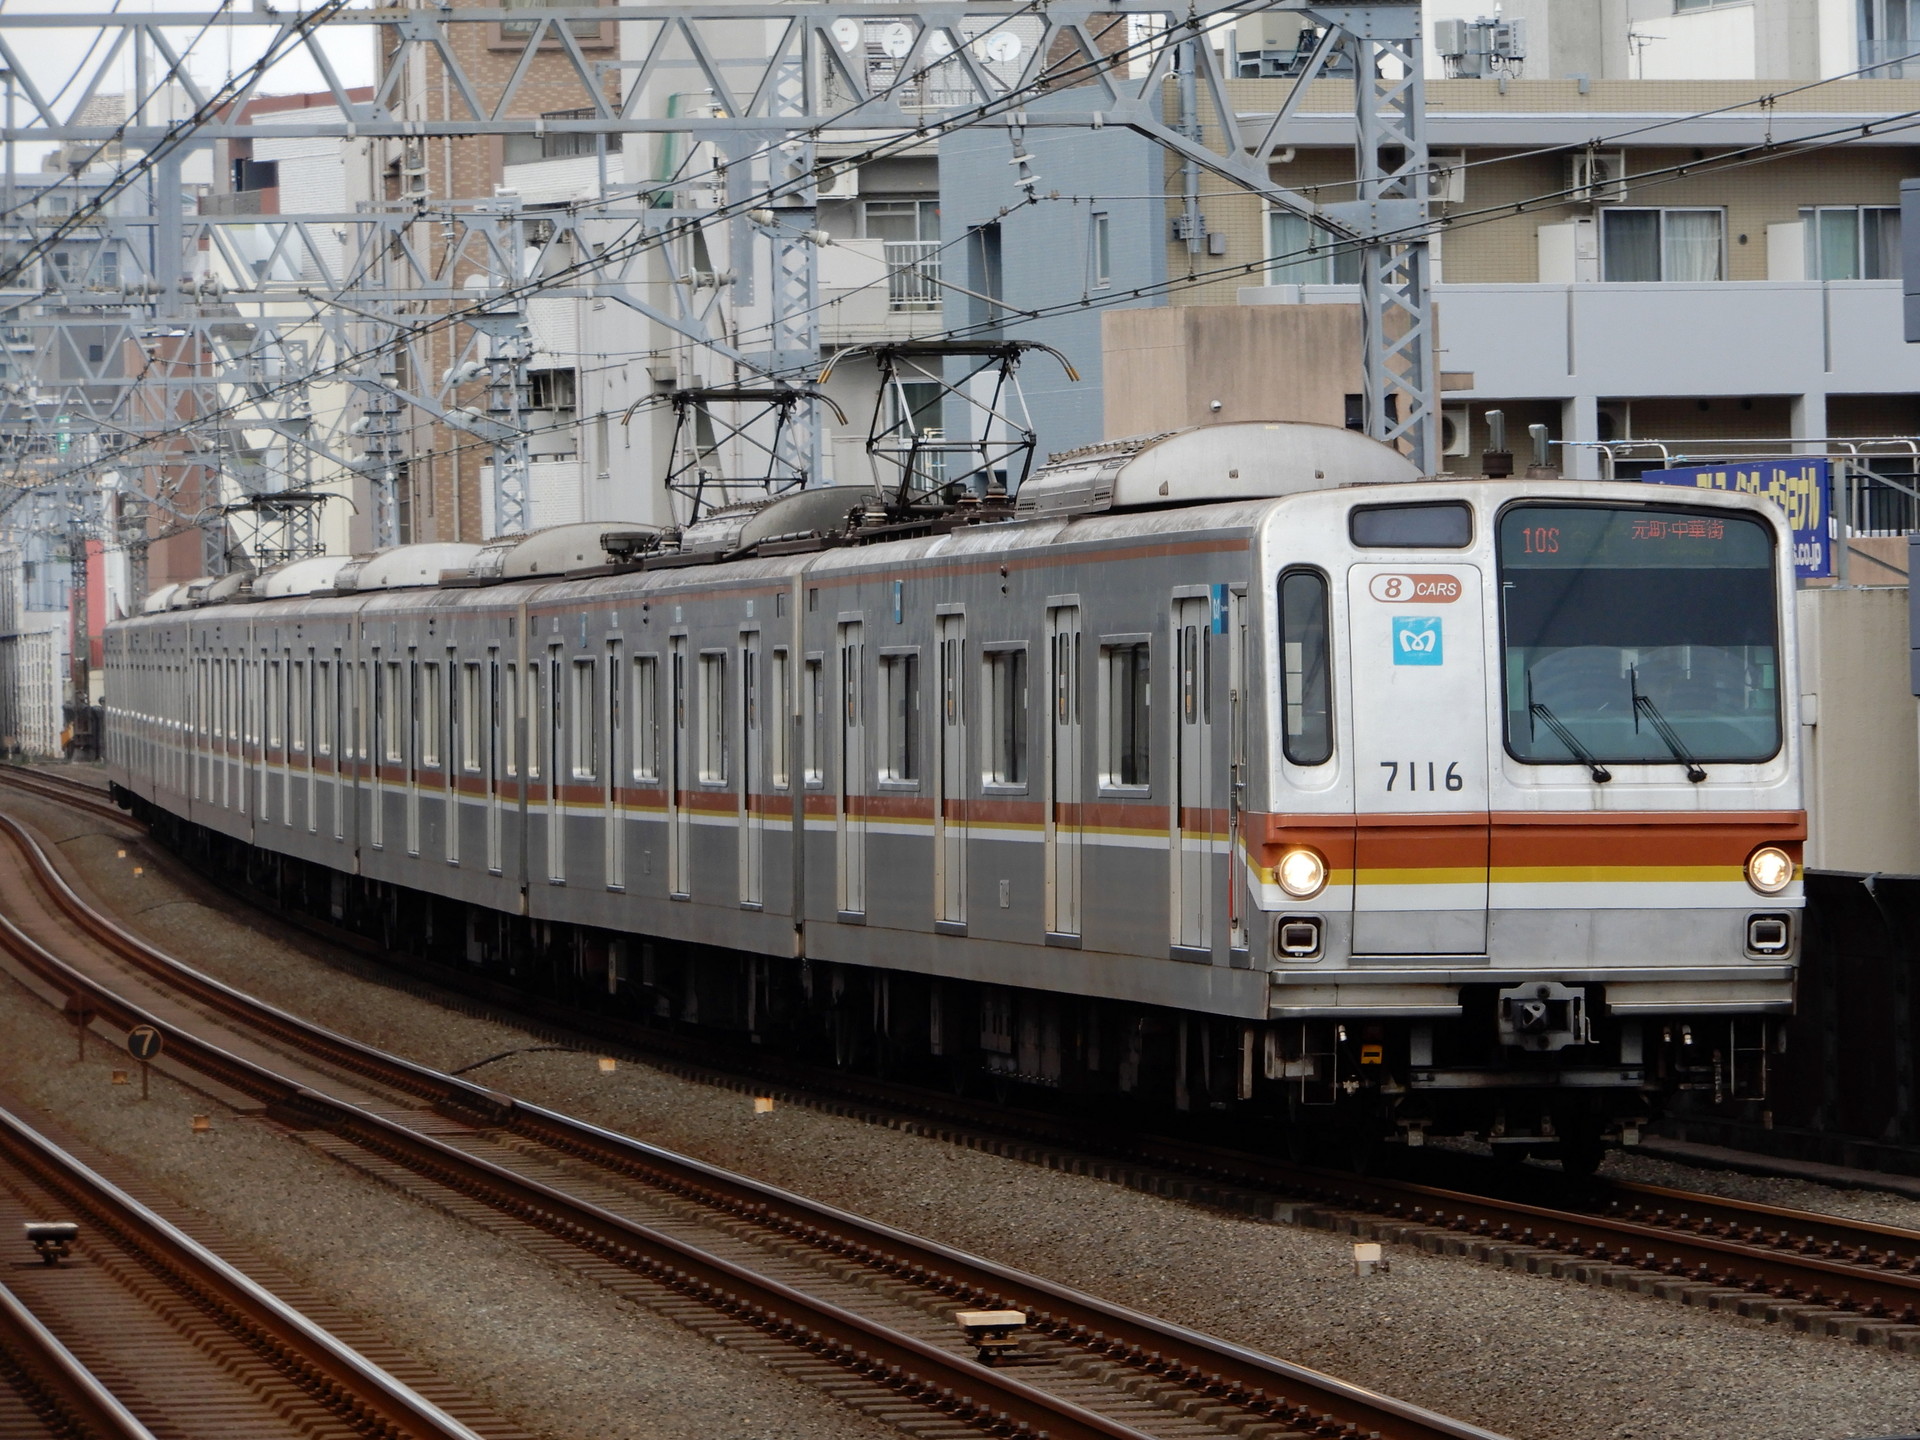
[668,634,690,898]
[1345,564,1491,954]
[1172,595,1214,955]
[740,630,763,907]
[406,653,421,857]
[606,639,624,891]
[487,650,503,875]
[837,619,866,918]
[546,643,564,883]
[332,648,347,841]
[1046,604,1081,940]
[935,612,966,928]
[1227,588,1250,954]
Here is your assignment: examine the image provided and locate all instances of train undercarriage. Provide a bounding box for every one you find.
[128,793,1777,1177]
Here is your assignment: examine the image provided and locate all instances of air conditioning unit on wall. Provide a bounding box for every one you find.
[1569,149,1628,204]
[1441,405,1470,457]
[817,165,859,199]
[1428,150,1466,205]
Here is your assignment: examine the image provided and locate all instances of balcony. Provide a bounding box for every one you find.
[1239,278,1920,406]
[819,239,947,345]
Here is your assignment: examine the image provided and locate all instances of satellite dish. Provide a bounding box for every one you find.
[830,17,860,51]
[925,30,954,60]
[982,31,1022,64]
[880,22,913,58]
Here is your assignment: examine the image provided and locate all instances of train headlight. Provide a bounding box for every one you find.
[1277,847,1328,899]
[1746,845,1795,895]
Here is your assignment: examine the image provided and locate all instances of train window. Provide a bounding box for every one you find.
[803,656,826,786]
[631,656,659,782]
[420,663,443,768]
[571,658,599,780]
[1100,642,1151,788]
[770,648,791,789]
[699,651,728,783]
[268,661,284,748]
[1349,501,1472,549]
[461,663,483,771]
[503,663,519,777]
[880,652,920,783]
[1277,570,1334,766]
[982,647,1028,786]
[1497,503,1781,766]
[291,661,307,752]
[354,662,369,760]
[382,661,403,763]
[316,662,333,756]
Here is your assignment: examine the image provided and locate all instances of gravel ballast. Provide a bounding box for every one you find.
[11,787,1920,1440]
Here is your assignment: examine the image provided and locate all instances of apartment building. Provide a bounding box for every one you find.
[942,66,1920,488]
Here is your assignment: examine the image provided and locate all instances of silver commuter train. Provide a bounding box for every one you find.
[102,422,1804,1168]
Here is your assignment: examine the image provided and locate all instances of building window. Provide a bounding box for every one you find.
[982,647,1027,786]
[528,367,577,412]
[699,651,727,782]
[1860,0,1920,72]
[1266,209,1361,286]
[501,0,601,39]
[1277,570,1334,766]
[1803,206,1901,279]
[570,658,598,778]
[880,652,920,782]
[1601,208,1724,282]
[631,655,659,782]
[1092,212,1111,288]
[1101,642,1150,787]
[862,198,939,241]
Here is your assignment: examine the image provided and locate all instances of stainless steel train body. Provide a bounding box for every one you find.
[102,424,1805,1156]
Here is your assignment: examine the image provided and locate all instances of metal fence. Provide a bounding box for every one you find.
[885,240,941,312]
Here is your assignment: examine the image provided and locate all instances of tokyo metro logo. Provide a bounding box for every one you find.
[1392,616,1443,666]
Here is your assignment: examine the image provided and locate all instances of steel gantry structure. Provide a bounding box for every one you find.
[0,0,1436,596]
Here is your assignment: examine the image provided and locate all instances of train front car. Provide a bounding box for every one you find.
[1251,480,1800,1168]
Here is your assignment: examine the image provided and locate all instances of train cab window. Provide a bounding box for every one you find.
[1498,503,1781,766]
[879,652,920,783]
[803,656,826,786]
[982,647,1028,786]
[699,651,728,783]
[1100,642,1151,788]
[1277,569,1334,766]
[631,656,659,782]
[1349,501,1473,549]
[571,658,599,780]
[770,648,791,789]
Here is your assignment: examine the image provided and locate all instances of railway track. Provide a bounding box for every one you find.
[10,764,1919,1351]
[0,1096,485,1440]
[0,804,1503,1440]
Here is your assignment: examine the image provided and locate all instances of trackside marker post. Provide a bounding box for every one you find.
[126,1025,163,1100]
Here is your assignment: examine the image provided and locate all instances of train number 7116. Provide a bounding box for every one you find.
[1381,761,1464,792]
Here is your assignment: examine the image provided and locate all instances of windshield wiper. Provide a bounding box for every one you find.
[1527,671,1611,783]
[1630,666,1707,783]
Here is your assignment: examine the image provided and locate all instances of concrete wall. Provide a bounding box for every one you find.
[940,104,1166,459]
[1797,584,1920,873]
[1101,304,1362,438]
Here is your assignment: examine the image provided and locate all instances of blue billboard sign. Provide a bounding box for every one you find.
[1639,459,1831,579]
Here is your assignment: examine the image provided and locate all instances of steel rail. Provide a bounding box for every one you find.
[0,769,133,828]
[0,1275,158,1440]
[0,807,1505,1440]
[13,775,1920,1335]
[0,1103,483,1440]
